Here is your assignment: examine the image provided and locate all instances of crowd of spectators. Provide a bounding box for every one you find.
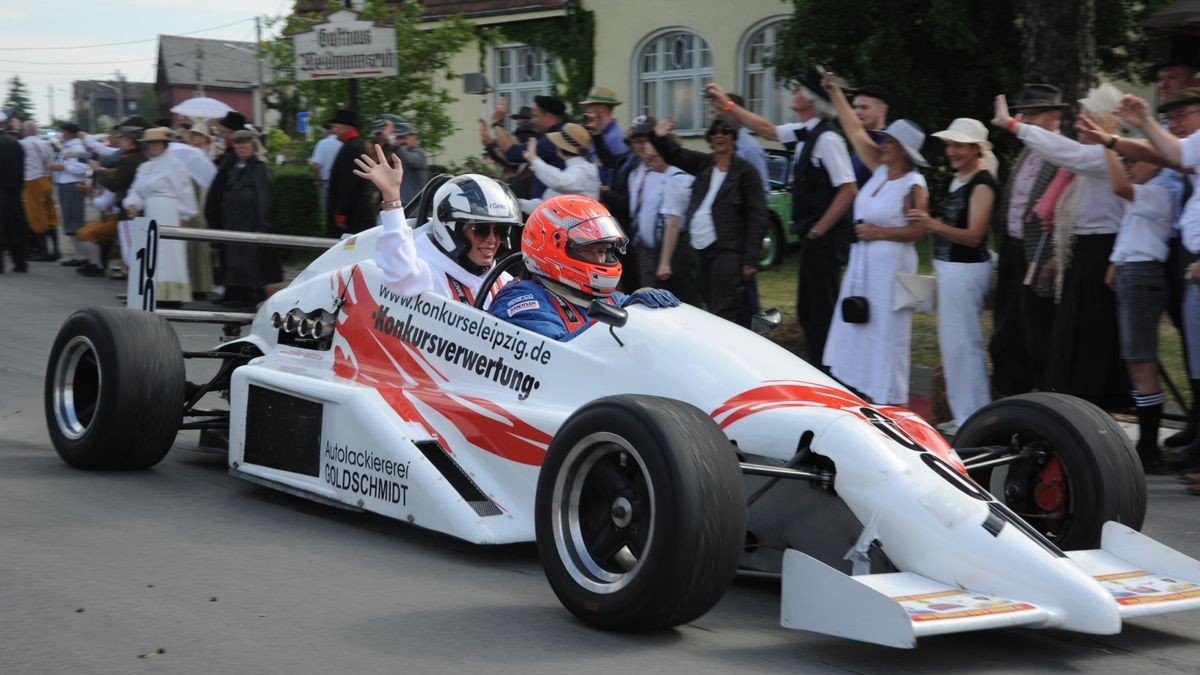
[5,34,1200,494]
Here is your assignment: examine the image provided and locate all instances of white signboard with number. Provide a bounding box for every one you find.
[292,10,398,82]
[126,216,159,311]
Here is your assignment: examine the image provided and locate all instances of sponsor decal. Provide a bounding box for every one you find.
[343,237,357,251]
[332,266,552,467]
[891,589,1037,622]
[322,440,409,505]
[506,300,539,316]
[1094,570,1200,606]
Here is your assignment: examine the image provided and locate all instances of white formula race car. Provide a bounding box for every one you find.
[44,199,1200,648]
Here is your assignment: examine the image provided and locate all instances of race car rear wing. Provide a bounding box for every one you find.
[781,522,1200,648]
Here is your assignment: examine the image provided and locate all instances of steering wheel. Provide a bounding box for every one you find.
[473,252,526,310]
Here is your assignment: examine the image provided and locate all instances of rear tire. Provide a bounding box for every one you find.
[758,212,785,270]
[44,307,185,469]
[535,395,745,631]
[957,393,1145,550]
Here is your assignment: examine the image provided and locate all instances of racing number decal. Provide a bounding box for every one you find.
[135,219,158,310]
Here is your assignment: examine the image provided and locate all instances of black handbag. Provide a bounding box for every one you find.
[841,295,870,323]
[841,232,870,324]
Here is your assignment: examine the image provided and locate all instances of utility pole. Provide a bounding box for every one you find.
[195,45,205,97]
[115,69,125,119]
[47,84,54,123]
[255,15,267,134]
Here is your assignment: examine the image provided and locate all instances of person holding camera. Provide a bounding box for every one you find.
[579,86,628,186]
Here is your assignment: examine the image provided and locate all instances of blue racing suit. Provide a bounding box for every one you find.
[489,278,679,341]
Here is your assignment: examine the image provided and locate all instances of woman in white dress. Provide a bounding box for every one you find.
[822,80,930,405]
[123,127,196,305]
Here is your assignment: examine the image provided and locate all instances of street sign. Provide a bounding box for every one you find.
[292,10,398,82]
[296,111,310,133]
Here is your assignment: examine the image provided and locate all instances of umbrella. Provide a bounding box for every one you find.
[170,96,233,120]
[1145,0,1200,34]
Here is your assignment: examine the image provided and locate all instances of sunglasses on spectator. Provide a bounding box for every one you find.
[708,126,736,136]
[1164,108,1200,123]
[466,223,511,239]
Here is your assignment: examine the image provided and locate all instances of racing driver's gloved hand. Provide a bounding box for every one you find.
[618,288,680,309]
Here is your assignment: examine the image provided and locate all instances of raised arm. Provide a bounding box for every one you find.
[825,80,880,171]
[1118,94,1182,166]
[648,116,711,176]
[704,83,778,140]
[1104,148,1134,202]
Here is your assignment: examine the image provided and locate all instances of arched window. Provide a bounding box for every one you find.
[492,44,556,112]
[632,29,713,133]
[738,18,790,124]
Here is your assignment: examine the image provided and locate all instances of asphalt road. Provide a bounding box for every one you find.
[3,261,1200,674]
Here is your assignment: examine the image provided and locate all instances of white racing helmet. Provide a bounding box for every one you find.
[428,174,522,264]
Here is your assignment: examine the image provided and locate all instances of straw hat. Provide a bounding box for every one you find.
[140,127,172,143]
[547,123,592,155]
[187,122,211,140]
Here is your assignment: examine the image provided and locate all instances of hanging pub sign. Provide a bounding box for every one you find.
[292,10,398,81]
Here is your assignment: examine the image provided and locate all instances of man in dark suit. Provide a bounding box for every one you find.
[325,109,372,237]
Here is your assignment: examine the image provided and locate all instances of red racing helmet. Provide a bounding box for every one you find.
[521,195,627,297]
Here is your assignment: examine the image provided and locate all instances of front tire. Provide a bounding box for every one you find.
[957,393,1145,550]
[535,395,746,631]
[44,307,185,469]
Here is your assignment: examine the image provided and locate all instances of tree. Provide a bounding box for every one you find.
[135,86,160,121]
[263,0,475,153]
[3,75,34,123]
[775,0,1177,173]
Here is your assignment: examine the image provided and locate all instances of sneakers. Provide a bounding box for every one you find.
[76,263,104,277]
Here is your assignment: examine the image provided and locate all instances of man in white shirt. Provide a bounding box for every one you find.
[19,121,57,259]
[518,123,599,215]
[629,144,693,290]
[309,122,342,224]
[706,70,856,366]
[50,122,89,264]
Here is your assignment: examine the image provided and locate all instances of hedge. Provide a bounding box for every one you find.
[271,165,322,238]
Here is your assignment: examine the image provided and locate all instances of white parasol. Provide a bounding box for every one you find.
[170,96,233,120]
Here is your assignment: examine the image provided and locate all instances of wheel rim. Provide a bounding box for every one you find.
[52,336,102,440]
[976,436,1076,544]
[759,231,778,268]
[550,431,655,595]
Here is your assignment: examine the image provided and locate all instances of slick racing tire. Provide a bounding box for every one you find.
[45,307,185,469]
[535,395,746,631]
[957,393,1146,551]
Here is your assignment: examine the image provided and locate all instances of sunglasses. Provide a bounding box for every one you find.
[708,126,736,136]
[466,223,511,239]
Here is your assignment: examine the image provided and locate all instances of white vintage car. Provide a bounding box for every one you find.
[44,192,1200,648]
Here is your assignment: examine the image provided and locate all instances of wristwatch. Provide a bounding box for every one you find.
[1105,135,1120,149]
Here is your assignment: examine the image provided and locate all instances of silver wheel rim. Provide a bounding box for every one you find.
[760,231,777,267]
[550,431,655,595]
[53,336,101,440]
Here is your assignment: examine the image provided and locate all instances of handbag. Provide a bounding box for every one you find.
[841,235,870,324]
[893,271,936,313]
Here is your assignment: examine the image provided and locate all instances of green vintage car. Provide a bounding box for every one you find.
[760,148,797,270]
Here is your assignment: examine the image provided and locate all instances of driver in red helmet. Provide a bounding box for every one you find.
[489,194,680,340]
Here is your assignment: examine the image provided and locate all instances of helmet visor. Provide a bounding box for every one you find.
[565,216,628,264]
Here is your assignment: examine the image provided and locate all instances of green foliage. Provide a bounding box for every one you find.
[135,86,160,121]
[266,128,292,153]
[476,1,596,113]
[1094,0,1178,83]
[263,0,475,154]
[3,75,34,122]
[271,165,322,239]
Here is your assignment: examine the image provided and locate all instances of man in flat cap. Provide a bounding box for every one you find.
[579,85,628,185]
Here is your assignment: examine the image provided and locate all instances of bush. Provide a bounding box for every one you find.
[271,165,321,238]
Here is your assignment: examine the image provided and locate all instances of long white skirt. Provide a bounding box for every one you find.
[144,196,192,303]
[934,258,993,426]
[824,239,916,405]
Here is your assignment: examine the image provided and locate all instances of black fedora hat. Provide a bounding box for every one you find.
[326,109,359,128]
[1009,84,1070,111]
[218,111,247,131]
[786,68,831,101]
[1152,34,1200,74]
[509,105,533,121]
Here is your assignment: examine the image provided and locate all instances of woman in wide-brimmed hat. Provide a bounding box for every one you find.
[821,77,930,406]
[517,122,600,214]
[905,118,998,432]
[123,127,196,305]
